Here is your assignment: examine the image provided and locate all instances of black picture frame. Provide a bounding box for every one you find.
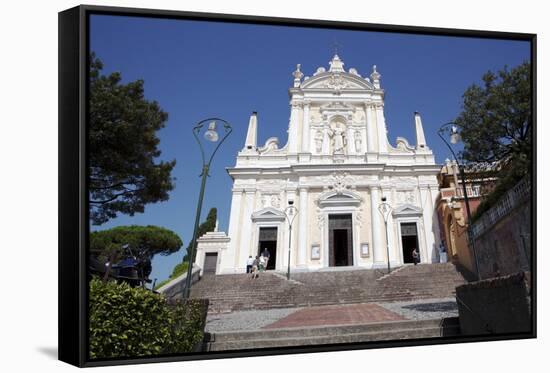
[59,4,537,367]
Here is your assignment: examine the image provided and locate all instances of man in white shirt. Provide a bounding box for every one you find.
[246,255,254,273]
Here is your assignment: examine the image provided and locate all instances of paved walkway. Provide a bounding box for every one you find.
[205,297,458,333]
[264,303,404,329]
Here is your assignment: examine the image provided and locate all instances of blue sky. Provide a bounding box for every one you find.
[89,14,530,283]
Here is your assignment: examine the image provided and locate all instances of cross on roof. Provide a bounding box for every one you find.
[332,40,341,56]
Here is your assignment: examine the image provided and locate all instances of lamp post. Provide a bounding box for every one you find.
[378,197,392,274]
[437,122,480,281]
[283,201,299,280]
[182,118,232,299]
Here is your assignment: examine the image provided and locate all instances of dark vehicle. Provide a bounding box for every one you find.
[88,244,153,290]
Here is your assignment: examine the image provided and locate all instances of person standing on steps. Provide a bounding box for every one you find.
[412,248,420,265]
[259,254,266,273]
[439,241,448,263]
[261,247,271,270]
[250,256,260,279]
[246,255,254,274]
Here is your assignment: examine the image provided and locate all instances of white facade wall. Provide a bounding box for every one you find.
[195,55,442,274]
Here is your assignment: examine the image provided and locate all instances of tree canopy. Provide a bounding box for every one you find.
[89,53,176,225]
[90,225,183,262]
[455,61,532,176]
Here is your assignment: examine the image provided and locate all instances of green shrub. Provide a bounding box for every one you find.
[89,278,207,359]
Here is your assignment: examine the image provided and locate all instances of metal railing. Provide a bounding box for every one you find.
[471,177,531,238]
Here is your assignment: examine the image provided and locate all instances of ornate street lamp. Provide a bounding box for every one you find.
[378,197,392,274]
[437,122,480,280]
[283,201,299,280]
[183,118,232,299]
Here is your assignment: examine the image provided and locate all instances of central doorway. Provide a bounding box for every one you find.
[329,214,353,266]
[400,222,419,263]
[258,227,277,270]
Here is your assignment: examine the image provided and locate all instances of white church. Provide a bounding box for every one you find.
[195,54,442,275]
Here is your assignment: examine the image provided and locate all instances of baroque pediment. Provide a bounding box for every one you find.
[301,72,374,91]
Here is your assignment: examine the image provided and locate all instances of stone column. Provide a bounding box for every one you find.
[419,186,437,263]
[238,190,256,271]
[226,190,243,272]
[365,103,375,152]
[298,187,308,267]
[383,188,398,265]
[301,102,310,153]
[375,103,388,153]
[370,186,384,265]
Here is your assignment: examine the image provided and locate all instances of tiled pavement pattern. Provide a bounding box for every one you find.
[203,299,462,351]
[263,303,405,329]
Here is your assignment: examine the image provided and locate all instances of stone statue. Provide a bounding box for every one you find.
[328,122,346,154]
[354,131,362,153]
[315,130,324,153]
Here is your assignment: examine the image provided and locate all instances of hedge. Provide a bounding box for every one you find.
[89,278,208,359]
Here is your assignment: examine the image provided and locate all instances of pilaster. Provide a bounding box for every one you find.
[298,187,308,266]
[375,103,389,153]
[301,102,310,153]
[365,103,376,152]
[370,186,384,265]
[288,101,302,153]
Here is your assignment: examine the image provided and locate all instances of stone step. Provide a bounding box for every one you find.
[204,318,460,351]
[190,264,466,312]
[206,318,459,342]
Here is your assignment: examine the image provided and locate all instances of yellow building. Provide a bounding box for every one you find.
[436,160,497,276]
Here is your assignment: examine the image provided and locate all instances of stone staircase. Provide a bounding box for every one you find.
[190,263,466,313]
[204,317,461,351]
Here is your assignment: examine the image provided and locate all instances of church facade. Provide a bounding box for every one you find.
[194,54,442,275]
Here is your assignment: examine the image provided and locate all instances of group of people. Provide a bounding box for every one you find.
[246,248,271,279]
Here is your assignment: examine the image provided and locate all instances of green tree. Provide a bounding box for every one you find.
[90,225,183,267]
[455,61,532,177]
[89,53,176,225]
[154,208,216,290]
[181,207,217,263]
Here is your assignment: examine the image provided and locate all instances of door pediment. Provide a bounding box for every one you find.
[392,204,423,217]
[317,190,362,208]
[251,207,286,222]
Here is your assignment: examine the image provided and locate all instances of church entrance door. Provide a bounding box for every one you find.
[329,214,353,266]
[258,227,277,270]
[400,222,419,264]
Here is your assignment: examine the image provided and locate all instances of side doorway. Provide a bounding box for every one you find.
[203,252,218,275]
